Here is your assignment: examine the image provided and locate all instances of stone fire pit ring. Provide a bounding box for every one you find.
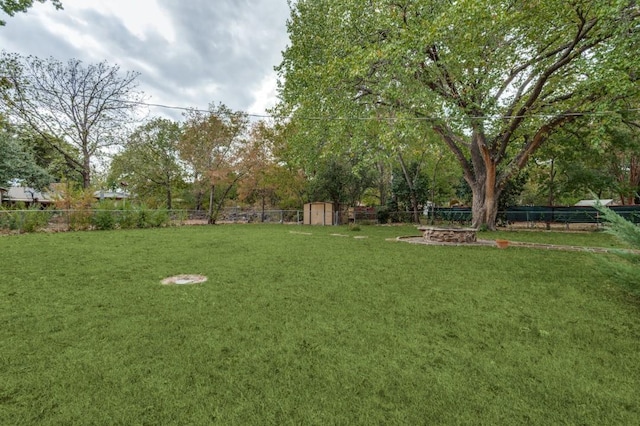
[417,226,477,244]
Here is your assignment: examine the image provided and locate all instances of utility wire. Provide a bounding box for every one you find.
[102,97,640,122]
[3,74,640,122]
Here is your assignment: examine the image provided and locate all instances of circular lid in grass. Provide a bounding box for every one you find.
[161,274,208,285]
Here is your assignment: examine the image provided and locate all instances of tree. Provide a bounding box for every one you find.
[603,119,640,205]
[277,0,640,229]
[525,111,640,206]
[268,120,323,209]
[307,154,375,222]
[109,118,184,209]
[236,121,282,219]
[386,121,441,223]
[0,0,62,25]
[0,122,52,188]
[13,124,82,185]
[179,104,250,224]
[390,159,429,223]
[0,53,144,188]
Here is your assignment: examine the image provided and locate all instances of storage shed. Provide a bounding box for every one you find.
[303,202,335,225]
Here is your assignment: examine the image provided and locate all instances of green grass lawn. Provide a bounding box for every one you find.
[483,228,631,249]
[1,225,639,425]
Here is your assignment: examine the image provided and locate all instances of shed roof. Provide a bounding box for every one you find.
[574,199,614,207]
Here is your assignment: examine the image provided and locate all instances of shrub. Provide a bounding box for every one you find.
[92,210,116,230]
[54,183,95,231]
[376,207,390,224]
[0,209,19,231]
[171,210,189,225]
[21,208,52,233]
[0,210,10,230]
[594,201,640,294]
[147,209,170,228]
[116,209,138,229]
[135,208,150,228]
[68,210,92,231]
[0,206,52,233]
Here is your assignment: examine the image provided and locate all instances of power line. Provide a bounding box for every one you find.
[125,97,640,122]
[3,74,640,122]
[119,98,275,119]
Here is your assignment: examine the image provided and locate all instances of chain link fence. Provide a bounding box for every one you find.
[0,208,306,233]
[217,208,302,224]
[3,205,640,233]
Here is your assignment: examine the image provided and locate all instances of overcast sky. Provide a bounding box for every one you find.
[0,0,291,120]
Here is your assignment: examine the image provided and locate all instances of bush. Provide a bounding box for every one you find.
[171,210,189,225]
[22,208,52,233]
[0,206,52,233]
[147,209,170,228]
[116,209,138,229]
[0,211,10,230]
[92,210,116,230]
[135,208,150,228]
[68,210,92,231]
[111,205,171,229]
[594,202,640,294]
[376,207,390,224]
[0,209,19,231]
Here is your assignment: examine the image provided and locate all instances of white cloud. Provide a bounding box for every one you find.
[248,72,279,117]
[61,0,177,43]
[0,0,290,117]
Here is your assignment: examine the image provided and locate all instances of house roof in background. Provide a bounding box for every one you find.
[94,190,130,200]
[4,187,54,203]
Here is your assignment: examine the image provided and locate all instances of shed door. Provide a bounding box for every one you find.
[311,204,327,225]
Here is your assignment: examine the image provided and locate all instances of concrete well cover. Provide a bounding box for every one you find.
[161,274,208,285]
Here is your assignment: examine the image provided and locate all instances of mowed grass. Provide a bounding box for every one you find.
[1,225,639,425]
[482,228,631,248]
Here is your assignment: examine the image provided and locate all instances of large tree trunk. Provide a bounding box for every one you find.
[470,184,501,230]
[467,134,502,230]
[435,126,502,230]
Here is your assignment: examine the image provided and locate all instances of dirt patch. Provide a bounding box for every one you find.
[161,274,208,285]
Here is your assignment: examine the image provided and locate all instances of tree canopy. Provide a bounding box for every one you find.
[277,0,640,228]
[0,0,61,25]
[1,54,144,188]
[0,121,52,188]
[179,103,250,223]
[109,118,184,209]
